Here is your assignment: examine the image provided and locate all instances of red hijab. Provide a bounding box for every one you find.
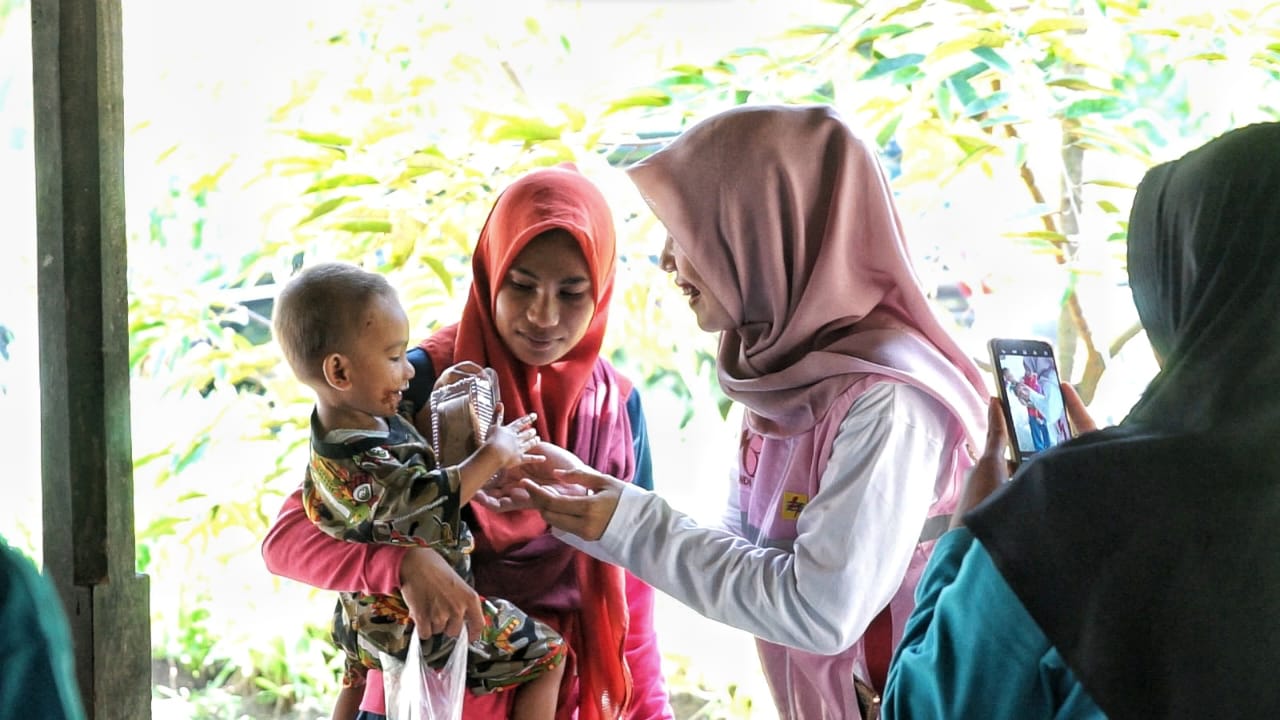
[421,163,633,719]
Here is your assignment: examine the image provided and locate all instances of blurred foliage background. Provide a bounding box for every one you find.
[2,0,1279,717]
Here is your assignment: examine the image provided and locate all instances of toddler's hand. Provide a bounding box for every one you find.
[484,409,544,470]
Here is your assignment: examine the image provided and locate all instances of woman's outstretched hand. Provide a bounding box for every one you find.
[483,466,624,538]
[474,441,589,512]
[515,468,626,541]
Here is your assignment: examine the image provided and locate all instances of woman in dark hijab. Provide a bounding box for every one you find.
[882,121,1280,719]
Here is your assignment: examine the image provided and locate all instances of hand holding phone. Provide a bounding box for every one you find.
[988,338,1072,465]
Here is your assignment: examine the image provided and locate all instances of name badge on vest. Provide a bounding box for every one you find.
[780,492,808,520]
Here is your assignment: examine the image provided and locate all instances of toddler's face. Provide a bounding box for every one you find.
[342,293,415,418]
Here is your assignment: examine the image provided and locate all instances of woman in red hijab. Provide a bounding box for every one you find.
[261,164,673,720]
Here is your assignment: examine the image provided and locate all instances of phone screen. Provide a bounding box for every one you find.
[988,339,1071,464]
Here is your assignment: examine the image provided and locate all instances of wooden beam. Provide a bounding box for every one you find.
[31,0,151,718]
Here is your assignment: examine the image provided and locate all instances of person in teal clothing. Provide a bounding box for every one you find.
[0,536,87,720]
[884,122,1280,719]
[883,398,1106,718]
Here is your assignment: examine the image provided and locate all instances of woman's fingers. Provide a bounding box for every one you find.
[518,476,617,541]
[552,467,614,489]
[984,395,1010,459]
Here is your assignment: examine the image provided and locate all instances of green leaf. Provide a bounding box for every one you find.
[133,448,170,468]
[953,134,994,157]
[783,24,840,38]
[931,31,1008,62]
[1062,97,1124,118]
[559,103,587,133]
[1181,52,1228,62]
[604,88,672,115]
[361,119,413,146]
[190,161,233,195]
[963,90,1010,117]
[407,147,452,169]
[173,437,210,474]
[891,66,927,86]
[1083,178,1137,190]
[860,53,926,80]
[297,195,359,226]
[390,167,436,186]
[1026,18,1089,35]
[140,516,187,540]
[303,174,380,193]
[1135,27,1181,38]
[658,73,715,90]
[709,59,738,77]
[1097,200,1120,213]
[332,220,393,233]
[935,80,954,122]
[293,131,352,147]
[1173,12,1215,29]
[947,0,998,12]
[876,114,903,147]
[724,46,770,59]
[947,74,979,108]
[265,154,341,176]
[488,118,563,143]
[855,23,913,43]
[421,255,453,295]
[971,46,1012,73]
[1009,230,1069,243]
[1047,78,1116,93]
[884,0,926,21]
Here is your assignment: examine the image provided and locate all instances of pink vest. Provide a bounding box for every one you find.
[739,379,966,720]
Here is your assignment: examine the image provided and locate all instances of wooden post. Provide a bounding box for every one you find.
[31,0,151,718]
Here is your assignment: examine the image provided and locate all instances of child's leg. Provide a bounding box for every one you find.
[509,659,566,720]
[464,597,567,717]
[331,595,372,720]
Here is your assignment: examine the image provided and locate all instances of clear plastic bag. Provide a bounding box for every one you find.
[381,628,468,720]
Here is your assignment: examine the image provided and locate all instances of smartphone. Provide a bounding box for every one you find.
[988,338,1072,465]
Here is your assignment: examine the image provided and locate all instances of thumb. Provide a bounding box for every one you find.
[1061,382,1097,434]
[984,397,1009,459]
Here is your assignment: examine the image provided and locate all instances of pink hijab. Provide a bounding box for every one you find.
[626,104,986,442]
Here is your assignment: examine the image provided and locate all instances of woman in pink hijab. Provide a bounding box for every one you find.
[506,105,988,719]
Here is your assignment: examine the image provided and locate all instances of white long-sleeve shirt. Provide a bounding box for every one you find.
[553,382,953,655]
